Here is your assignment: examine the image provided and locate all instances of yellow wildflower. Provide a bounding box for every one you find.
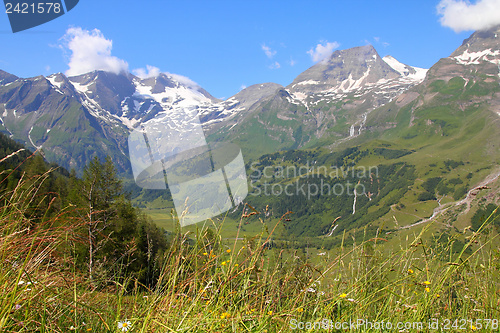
[408,268,414,274]
[339,293,348,298]
[226,249,231,253]
[297,308,304,313]
[425,287,430,292]
[268,311,273,315]
[423,281,431,285]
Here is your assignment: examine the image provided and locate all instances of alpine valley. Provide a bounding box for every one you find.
[1,26,500,247]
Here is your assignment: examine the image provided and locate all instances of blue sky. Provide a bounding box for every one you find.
[1,0,497,99]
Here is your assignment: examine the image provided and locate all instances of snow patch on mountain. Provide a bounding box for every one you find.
[296,80,321,86]
[336,67,372,93]
[453,48,500,65]
[114,114,140,129]
[72,81,93,94]
[382,56,428,82]
[133,78,212,111]
[46,75,65,94]
[28,126,41,150]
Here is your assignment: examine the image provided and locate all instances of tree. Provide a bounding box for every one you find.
[79,156,168,288]
[81,156,122,283]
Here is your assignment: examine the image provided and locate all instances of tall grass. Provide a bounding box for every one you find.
[1,169,499,332]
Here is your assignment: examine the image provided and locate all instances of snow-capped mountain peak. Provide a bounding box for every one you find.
[382,55,428,82]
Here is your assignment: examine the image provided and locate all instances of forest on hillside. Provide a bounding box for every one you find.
[0,133,167,288]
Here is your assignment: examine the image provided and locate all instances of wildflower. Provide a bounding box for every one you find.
[203,252,208,256]
[241,246,245,249]
[118,320,132,332]
[339,293,348,298]
[69,326,76,331]
[220,312,230,319]
[86,329,92,331]
[235,264,239,267]
[470,324,477,330]
[425,287,430,292]
[14,304,21,310]
[268,311,273,315]
[423,281,431,285]
[221,261,227,266]
[297,308,304,313]
[226,249,231,253]
[408,269,414,274]
[436,294,440,298]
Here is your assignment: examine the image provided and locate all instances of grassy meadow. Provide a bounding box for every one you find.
[1,168,500,332]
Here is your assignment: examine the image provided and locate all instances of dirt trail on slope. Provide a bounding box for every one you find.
[399,168,500,230]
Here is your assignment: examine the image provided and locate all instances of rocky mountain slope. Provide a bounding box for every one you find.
[206,45,428,157]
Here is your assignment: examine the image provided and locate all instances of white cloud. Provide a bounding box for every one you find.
[261,44,276,59]
[437,0,500,32]
[307,41,340,62]
[61,27,129,76]
[133,65,201,90]
[45,65,51,72]
[289,57,297,66]
[269,61,281,69]
[240,84,247,91]
[167,73,200,89]
[132,65,161,79]
[374,37,380,42]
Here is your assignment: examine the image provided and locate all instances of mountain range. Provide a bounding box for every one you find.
[1,42,428,174]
